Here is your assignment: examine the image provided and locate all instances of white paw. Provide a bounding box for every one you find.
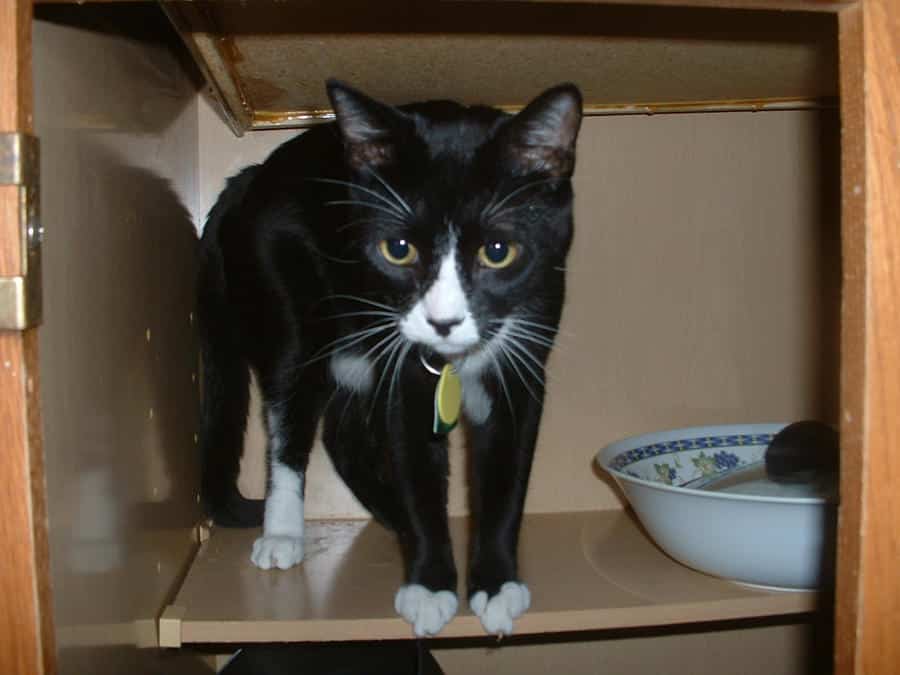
[469,582,531,636]
[394,584,458,637]
[250,535,305,570]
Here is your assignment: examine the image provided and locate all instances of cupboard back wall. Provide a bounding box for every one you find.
[195,101,841,518]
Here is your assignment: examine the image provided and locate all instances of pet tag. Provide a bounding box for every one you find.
[433,364,462,434]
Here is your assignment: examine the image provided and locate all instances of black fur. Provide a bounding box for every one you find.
[198,80,581,612]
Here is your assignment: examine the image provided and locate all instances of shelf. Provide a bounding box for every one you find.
[160,511,816,646]
[163,1,837,134]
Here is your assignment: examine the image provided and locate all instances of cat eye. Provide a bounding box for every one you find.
[379,238,419,266]
[478,241,519,269]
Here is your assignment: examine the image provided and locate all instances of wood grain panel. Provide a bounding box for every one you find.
[0,332,55,675]
[37,0,849,10]
[0,0,31,277]
[834,6,864,674]
[459,0,850,10]
[0,0,31,132]
[859,0,900,666]
[835,0,900,673]
[0,2,55,675]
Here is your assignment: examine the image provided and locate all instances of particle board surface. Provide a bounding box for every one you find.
[168,511,816,644]
[164,0,837,133]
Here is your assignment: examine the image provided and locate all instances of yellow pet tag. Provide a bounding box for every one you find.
[433,364,462,434]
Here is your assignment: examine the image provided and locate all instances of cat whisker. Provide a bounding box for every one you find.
[360,330,401,362]
[387,341,414,419]
[325,199,408,220]
[308,177,408,219]
[483,202,535,225]
[318,310,398,322]
[302,321,395,367]
[368,335,406,423]
[337,216,405,234]
[365,168,414,216]
[314,250,359,265]
[484,177,559,219]
[485,333,516,423]
[501,316,558,332]
[495,336,541,404]
[324,294,400,313]
[505,315,573,338]
[501,334,547,387]
[503,326,556,349]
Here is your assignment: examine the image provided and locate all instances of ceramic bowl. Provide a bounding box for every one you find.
[596,423,837,590]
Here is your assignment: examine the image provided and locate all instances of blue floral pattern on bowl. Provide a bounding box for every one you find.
[608,434,773,488]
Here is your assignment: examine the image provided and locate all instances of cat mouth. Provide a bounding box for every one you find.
[428,343,477,359]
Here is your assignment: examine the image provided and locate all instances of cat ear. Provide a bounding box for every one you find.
[501,84,583,177]
[326,79,411,170]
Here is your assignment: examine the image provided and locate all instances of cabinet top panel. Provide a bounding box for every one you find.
[163,1,838,134]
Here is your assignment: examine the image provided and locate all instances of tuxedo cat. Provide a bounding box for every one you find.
[198,80,582,636]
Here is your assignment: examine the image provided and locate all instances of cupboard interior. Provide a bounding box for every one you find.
[33,3,840,674]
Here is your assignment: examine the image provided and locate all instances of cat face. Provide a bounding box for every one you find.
[327,81,582,365]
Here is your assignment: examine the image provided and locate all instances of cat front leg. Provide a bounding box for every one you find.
[251,404,317,570]
[251,457,305,570]
[388,410,459,636]
[467,387,543,635]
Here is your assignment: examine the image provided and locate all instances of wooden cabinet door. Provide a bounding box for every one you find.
[836,1,900,674]
[0,1,56,674]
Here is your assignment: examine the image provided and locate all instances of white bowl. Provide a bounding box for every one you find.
[597,423,837,590]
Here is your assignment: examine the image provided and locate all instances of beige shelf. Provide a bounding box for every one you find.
[163,1,837,134]
[160,511,816,646]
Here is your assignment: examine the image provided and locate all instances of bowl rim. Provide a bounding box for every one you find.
[596,422,836,506]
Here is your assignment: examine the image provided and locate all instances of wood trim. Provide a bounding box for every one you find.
[0,332,56,675]
[835,7,864,674]
[0,0,32,132]
[459,0,852,11]
[0,2,55,675]
[835,0,900,673]
[35,0,852,12]
[161,2,250,136]
[0,0,32,277]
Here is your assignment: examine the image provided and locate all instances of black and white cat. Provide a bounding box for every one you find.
[198,80,582,637]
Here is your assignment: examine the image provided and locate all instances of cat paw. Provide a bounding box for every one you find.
[250,535,305,570]
[394,584,458,637]
[469,582,531,636]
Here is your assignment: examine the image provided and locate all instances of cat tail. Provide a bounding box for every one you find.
[197,166,265,527]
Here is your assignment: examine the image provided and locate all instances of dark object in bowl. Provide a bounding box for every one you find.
[765,421,840,485]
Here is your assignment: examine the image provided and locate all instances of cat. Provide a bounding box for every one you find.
[197,79,582,637]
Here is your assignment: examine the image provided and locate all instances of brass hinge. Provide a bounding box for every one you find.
[0,133,42,331]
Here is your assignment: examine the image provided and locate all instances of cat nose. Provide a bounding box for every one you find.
[427,316,463,337]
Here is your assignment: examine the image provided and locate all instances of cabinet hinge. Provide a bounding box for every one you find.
[0,133,42,331]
